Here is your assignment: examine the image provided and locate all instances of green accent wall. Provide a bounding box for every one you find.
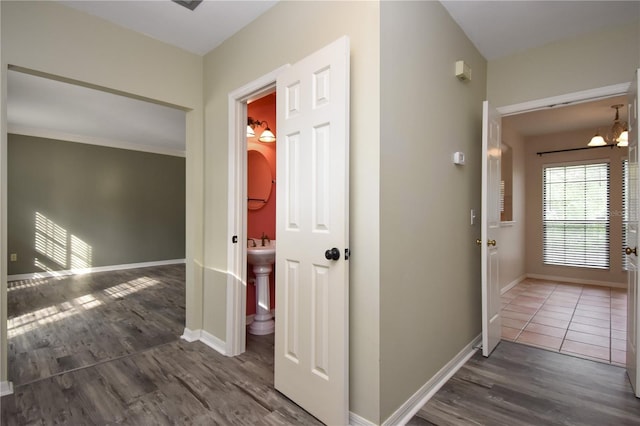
[8,134,185,275]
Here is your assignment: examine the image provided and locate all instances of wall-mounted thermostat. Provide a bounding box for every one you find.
[453,151,465,165]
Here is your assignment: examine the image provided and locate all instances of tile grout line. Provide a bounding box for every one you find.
[515,281,560,349]
[559,285,584,354]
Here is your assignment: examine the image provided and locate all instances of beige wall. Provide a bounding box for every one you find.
[498,122,527,290]
[524,128,627,286]
[202,1,381,422]
[488,19,640,107]
[379,1,486,421]
[0,0,204,383]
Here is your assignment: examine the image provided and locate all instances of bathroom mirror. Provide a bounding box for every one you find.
[247,149,272,210]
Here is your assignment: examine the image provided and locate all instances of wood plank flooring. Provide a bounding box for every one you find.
[6,264,186,385]
[2,265,321,426]
[408,341,640,426]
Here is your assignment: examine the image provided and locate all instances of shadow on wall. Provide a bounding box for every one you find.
[34,211,92,275]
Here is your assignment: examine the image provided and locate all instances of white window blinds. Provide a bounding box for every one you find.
[543,162,610,269]
[623,159,630,271]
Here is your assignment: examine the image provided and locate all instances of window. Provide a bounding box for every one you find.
[623,159,631,271]
[500,143,513,222]
[543,162,610,269]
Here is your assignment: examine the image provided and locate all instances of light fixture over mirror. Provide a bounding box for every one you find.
[588,104,628,147]
[247,117,276,143]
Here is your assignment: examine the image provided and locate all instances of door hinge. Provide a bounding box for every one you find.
[345,248,350,260]
[232,235,238,244]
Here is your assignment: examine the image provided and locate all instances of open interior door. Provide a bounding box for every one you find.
[274,36,350,425]
[481,101,502,357]
[626,69,639,396]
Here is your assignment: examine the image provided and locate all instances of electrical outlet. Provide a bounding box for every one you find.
[10,253,17,262]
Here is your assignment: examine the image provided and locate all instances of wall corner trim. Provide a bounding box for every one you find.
[381,334,482,426]
[0,381,14,396]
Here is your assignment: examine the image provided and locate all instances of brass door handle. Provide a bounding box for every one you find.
[626,247,637,256]
[476,239,497,247]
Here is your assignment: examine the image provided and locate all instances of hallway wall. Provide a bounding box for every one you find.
[380,1,487,421]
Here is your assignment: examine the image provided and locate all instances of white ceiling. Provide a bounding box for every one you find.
[7,1,639,153]
[440,1,640,60]
[58,0,278,56]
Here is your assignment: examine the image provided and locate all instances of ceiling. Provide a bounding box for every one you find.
[7,1,639,153]
[58,0,278,56]
[440,1,639,60]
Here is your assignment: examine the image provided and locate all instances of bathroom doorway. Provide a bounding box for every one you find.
[245,92,277,351]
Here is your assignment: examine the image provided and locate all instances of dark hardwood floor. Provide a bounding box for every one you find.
[409,341,640,426]
[9,266,639,425]
[6,264,186,386]
[1,265,321,426]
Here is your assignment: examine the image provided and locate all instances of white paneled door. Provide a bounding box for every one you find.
[274,36,350,425]
[481,101,502,357]
[626,69,640,396]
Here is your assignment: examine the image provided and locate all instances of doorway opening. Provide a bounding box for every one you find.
[4,67,188,389]
[494,86,631,366]
[225,66,285,357]
[245,91,277,356]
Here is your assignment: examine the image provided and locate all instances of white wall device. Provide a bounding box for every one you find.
[453,151,465,165]
[455,60,472,81]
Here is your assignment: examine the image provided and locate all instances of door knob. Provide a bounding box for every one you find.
[476,239,482,246]
[626,247,637,256]
[325,247,340,261]
[487,240,497,247]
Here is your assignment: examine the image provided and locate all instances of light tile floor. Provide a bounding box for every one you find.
[501,279,627,366]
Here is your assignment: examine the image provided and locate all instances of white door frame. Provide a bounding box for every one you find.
[225,65,289,356]
[481,81,631,357]
[496,83,630,116]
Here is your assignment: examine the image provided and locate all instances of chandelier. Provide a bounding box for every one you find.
[588,104,629,147]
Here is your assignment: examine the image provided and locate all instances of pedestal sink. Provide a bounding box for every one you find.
[247,240,275,335]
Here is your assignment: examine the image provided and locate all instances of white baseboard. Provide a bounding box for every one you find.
[381,334,481,426]
[0,381,14,396]
[200,330,228,355]
[349,411,376,426]
[181,327,228,356]
[180,327,201,342]
[8,259,186,282]
[526,273,626,289]
[501,274,527,294]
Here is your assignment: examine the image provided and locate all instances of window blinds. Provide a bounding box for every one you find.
[543,162,610,269]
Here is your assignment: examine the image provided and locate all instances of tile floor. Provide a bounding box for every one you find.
[501,279,627,366]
